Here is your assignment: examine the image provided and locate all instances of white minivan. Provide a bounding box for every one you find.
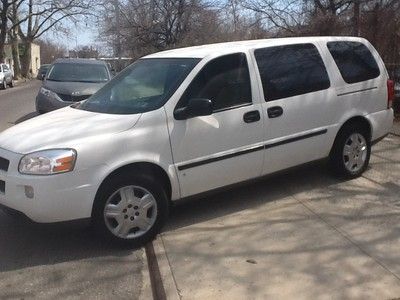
[0,37,394,246]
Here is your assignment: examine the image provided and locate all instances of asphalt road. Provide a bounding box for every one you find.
[0,81,145,299]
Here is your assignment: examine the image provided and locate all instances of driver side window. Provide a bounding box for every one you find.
[179,53,252,111]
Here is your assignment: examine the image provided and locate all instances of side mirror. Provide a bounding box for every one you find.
[174,98,213,120]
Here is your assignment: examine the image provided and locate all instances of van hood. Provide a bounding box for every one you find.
[44,80,106,97]
[0,107,141,154]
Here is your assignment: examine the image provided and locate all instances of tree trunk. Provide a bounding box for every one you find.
[11,36,21,78]
[353,0,360,36]
[0,0,9,63]
[21,41,32,78]
[10,0,21,78]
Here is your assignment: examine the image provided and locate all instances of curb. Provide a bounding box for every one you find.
[139,249,153,300]
[152,235,181,300]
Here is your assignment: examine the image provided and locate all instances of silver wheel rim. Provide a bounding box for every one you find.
[343,133,367,173]
[103,185,158,239]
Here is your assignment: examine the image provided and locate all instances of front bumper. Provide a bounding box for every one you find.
[0,147,98,223]
[35,93,72,113]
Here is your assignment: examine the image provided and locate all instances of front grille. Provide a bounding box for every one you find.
[0,157,9,172]
[57,93,91,102]
[0,180,4,193]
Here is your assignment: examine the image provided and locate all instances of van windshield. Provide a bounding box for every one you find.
[75,58,200,114]
[47,63,109,83]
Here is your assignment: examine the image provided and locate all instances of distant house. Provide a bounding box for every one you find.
[4,43,41,77]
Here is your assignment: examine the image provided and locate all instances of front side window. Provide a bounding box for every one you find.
[47,63,110,83]
[254,44,330,101]
[327,41,380,84]
[178,53,252,111]
[76,58,200,114]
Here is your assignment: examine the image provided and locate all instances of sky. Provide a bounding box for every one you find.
[44,21,100,52]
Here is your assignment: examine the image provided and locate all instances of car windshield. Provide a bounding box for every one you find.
[75,58,200,114]
[47,63,109,83]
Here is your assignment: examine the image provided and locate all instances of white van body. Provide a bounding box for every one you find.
[0,37,393,244]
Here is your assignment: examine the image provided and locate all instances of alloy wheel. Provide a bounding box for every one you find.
[342,133,367,173]
[103,185,158,239]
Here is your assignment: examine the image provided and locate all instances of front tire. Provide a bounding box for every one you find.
[92,173,169,247]
[329,124,371,178]
[1,79,6,90]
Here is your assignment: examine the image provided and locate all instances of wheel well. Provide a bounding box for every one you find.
[338,116,372,141]
[330,116,372,157]
[97,162,172,201]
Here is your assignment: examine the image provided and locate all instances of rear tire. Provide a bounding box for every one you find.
[329,123,371,178]
[9,79,14,88]
[92,172,169,247]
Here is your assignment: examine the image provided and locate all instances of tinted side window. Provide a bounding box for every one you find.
[254,44,330,101]
[179,53,252,111]
[327,41,380,84]
[3,65,9,71]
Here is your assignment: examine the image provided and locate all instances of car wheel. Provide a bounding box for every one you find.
[9,79,14,88]
[92,173,169,247]
[329,124,371,178]
[1,79,6,90]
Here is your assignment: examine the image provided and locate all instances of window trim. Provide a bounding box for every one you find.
[253,43,331,102]
[327,41,380,84]
[174,52,253,118]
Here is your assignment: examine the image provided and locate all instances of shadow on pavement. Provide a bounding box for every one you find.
[0,214,132,272]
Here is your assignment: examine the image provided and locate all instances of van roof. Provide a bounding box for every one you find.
[144,36,368,59]
[53,58,106,65]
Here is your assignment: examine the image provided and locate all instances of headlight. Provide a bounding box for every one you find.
[39,87,57,98]
[19,149,77,175]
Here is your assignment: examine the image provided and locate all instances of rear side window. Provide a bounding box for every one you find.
[327,41,380,84]
[179,53,252,111]
[254,44,330,101]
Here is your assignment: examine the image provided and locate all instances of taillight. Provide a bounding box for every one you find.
[387,79,395,108]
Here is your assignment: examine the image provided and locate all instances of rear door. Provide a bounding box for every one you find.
[167,53,265,197]
[253,43,334,175]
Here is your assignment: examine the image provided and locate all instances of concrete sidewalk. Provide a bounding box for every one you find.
[392,120,400,135]
[157,134,400,299]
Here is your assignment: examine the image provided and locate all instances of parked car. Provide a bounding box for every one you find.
[0,64,14,89]
[35,58,111,113]
[395,82,400,98]
[0,37,394,246]
[36,64,50,80]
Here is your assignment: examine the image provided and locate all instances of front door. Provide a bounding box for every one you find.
[167,53,265,197]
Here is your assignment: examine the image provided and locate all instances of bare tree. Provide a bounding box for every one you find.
[36,39,66,63]
[10,0,93,76]
[0,0,11,62]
